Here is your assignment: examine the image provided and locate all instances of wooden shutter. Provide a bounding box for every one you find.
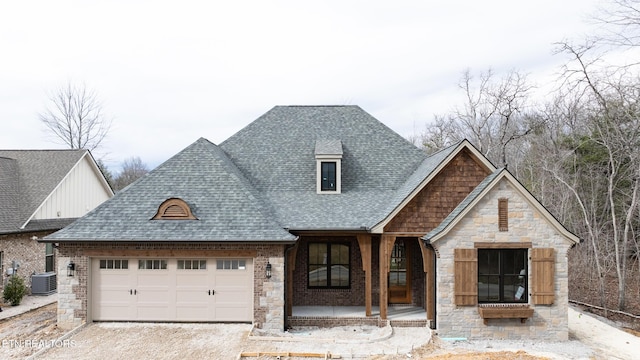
[498,198,508,231]
[454,248,477,306]
[531,248,555,305]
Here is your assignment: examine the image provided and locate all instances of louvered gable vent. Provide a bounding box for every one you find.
[152,198,197,220]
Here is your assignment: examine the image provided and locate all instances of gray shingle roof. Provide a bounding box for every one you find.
[0,150,87,233]
[220,105,428,229]
[371,143,461,228]
[220,106,426,193]
[47,138,296,242]
[315,139,343,156]
[47,106,478,242]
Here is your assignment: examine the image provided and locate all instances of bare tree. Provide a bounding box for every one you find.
[39,82,111,151]
[113,157,149,191]
[555,41,640,310]
[594,0,640,49]
[418,69,540,169]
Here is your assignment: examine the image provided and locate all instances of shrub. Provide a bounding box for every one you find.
[3,275,27,306]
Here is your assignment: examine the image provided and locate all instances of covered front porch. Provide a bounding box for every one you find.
[285,234,436,329]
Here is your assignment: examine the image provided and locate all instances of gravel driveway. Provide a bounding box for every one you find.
[37,322,431,359]
[5,304,639,360]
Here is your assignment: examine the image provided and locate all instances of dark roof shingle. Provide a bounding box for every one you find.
[0,150,87,233]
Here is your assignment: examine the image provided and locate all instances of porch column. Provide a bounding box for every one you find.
[379,234,396,320]
[356,234,372,316]
[418,239,435,322]
[286,243,299,317]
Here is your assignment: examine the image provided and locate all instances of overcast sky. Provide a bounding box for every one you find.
[0,1,610,172]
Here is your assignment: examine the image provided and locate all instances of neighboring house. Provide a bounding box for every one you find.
[0,150,113,293]
[44,106,579,340]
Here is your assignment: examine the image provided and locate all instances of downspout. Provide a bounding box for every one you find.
[431,244,437,330]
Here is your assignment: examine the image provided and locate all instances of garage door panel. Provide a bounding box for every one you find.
[136,305,171,321]
[214,306,252,321]
[176,272,207,285]
[137,273,169,286]
[92,257,253,322]
[92,259,136,321]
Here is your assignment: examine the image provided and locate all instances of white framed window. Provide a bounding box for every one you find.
[216,259,246,270]
[315,140,342,194]
[138,259,168,270]
[99,259,129,269]
[178,259,207,270]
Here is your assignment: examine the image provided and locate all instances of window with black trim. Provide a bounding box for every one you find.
[308,243,350,288]
[478,249,527,303]
[45,243,55,272]
[321,162,337,191]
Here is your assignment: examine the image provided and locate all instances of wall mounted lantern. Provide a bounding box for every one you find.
[67,261,76,277]
[266,262,272,279]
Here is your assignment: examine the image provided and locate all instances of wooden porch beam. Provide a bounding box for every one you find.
[286,243,299,317]
[418,240,435,322]
[356,234,372,316]
[379,234,396,320]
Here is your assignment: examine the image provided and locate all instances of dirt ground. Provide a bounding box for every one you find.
[1,303,638,360]
[0,303,66,359]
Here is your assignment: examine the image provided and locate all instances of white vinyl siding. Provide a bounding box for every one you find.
[33,155,112,220]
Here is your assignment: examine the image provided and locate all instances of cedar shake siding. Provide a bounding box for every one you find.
[385,149,490,233]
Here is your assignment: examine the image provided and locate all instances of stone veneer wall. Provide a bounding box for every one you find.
[55,242,285,331]
[432,179,573,340]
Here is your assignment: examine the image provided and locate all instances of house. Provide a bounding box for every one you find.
[44,106,579,340]
[0,149,113,294]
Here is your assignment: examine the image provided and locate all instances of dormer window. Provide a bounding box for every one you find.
[321,162,337,191]
[315,140,342,194]
[152,198,198,220]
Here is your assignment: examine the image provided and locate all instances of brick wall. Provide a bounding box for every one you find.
[56,242,285,331]
[292,236,368,306]
[291,236,427,308]
[385,149,489,233]
[0,231,55,293]
[432,178,573,340]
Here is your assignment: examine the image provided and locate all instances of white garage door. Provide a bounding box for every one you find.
[91,258,253,322]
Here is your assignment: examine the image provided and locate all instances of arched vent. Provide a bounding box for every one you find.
[152,198,197,220]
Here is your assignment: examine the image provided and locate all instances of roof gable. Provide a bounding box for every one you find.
[371,140,495,233]
[423,169,580,244]
[0,149,105,233]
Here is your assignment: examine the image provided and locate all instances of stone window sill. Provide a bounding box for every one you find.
[477,304,533,325]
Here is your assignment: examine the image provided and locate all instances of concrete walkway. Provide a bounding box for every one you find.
[0,293,57,321]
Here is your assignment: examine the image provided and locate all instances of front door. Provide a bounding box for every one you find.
[389,239,412,303]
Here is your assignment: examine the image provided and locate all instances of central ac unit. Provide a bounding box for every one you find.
[31,272,57,295]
